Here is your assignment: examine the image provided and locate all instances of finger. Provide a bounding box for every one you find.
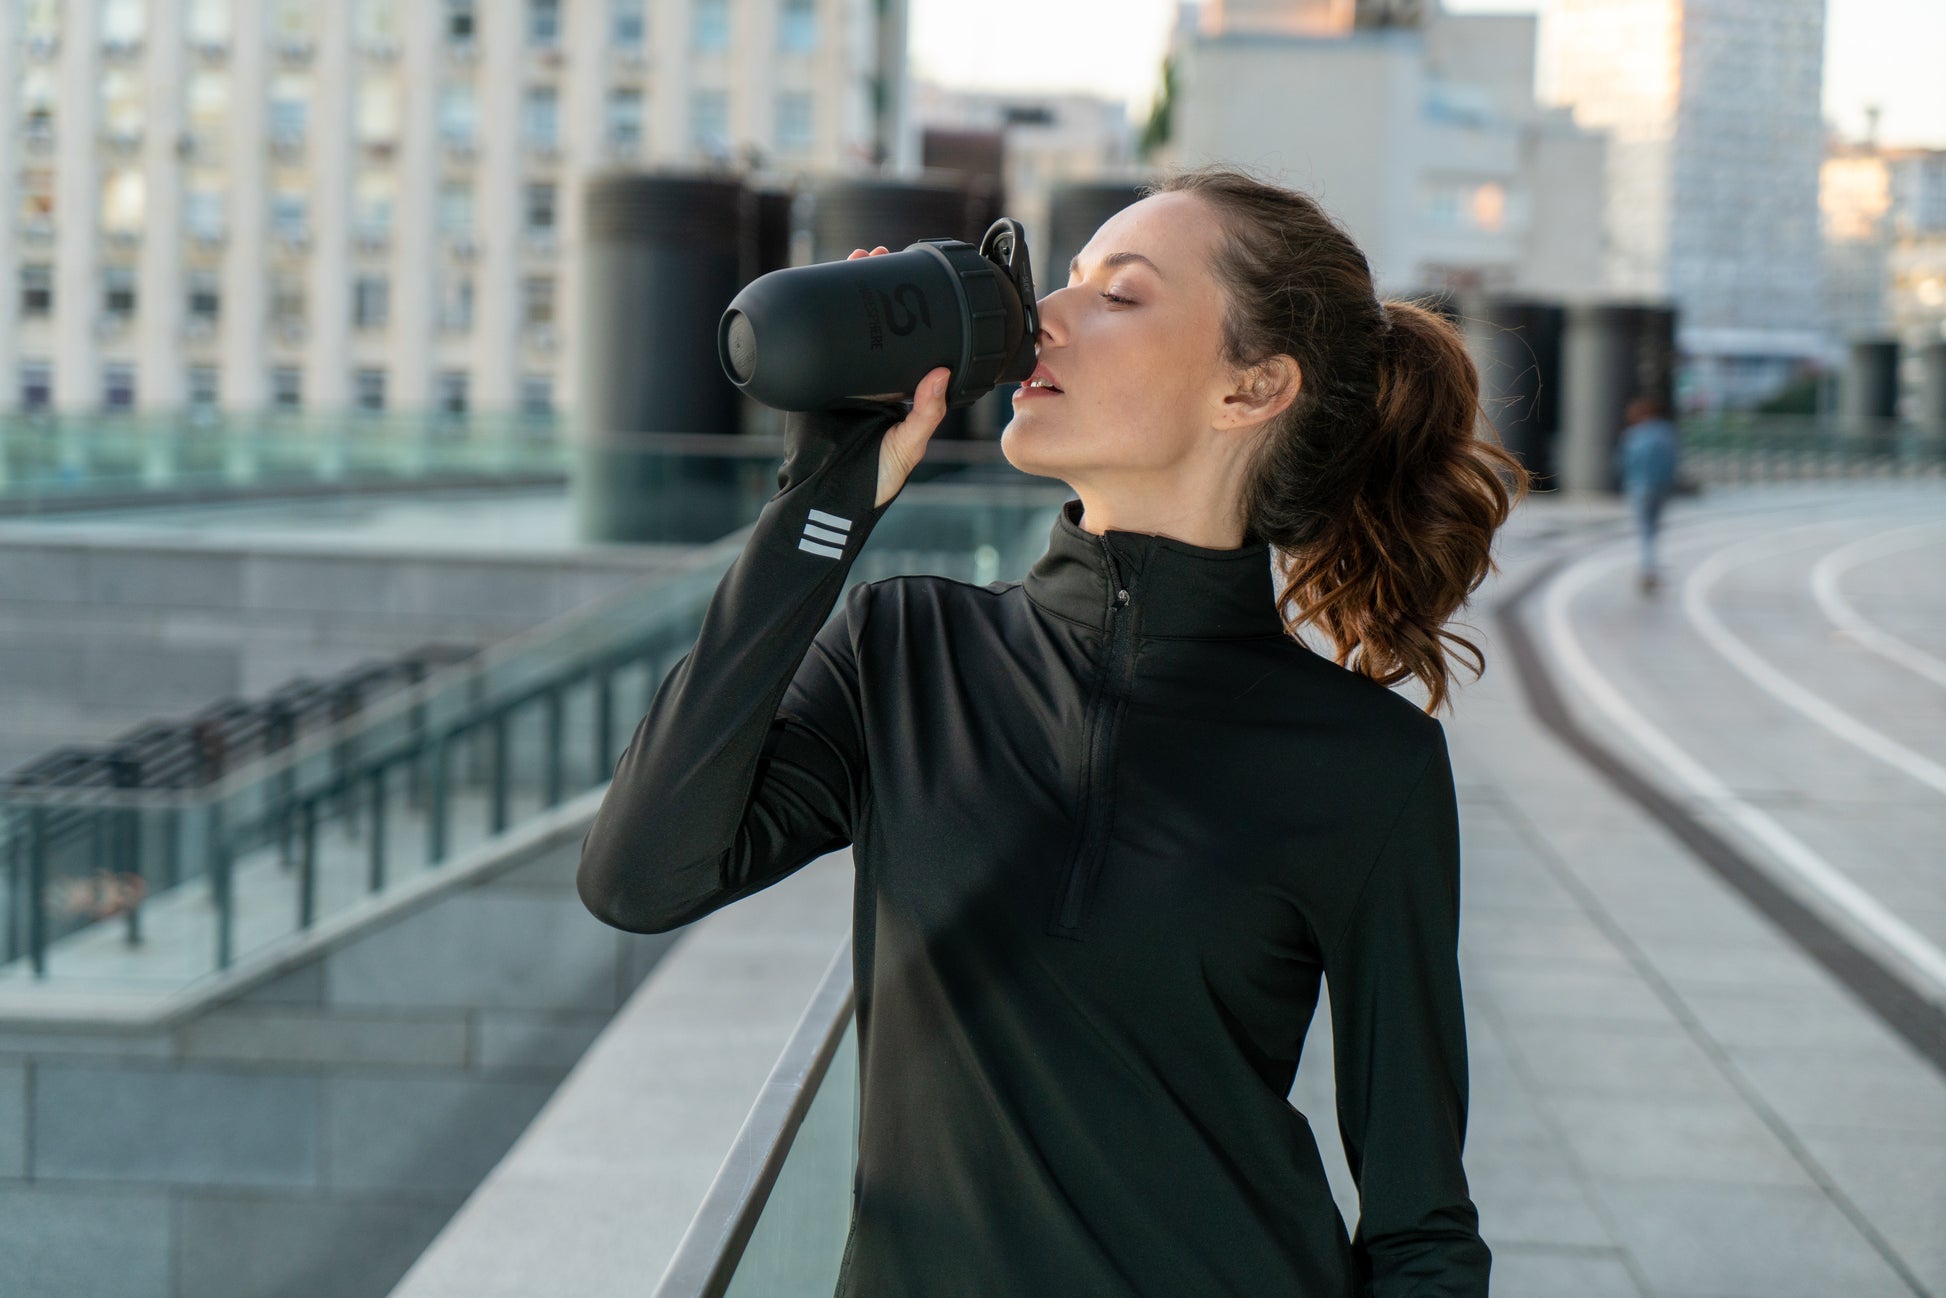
[848,249,866,259]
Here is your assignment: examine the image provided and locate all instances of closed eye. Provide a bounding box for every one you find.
[1101,292,1134,305]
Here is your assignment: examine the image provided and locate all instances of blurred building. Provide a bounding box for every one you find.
[911,81,1140,262]
[0,0,911,418]
[1823,139,1946,413]
[1161,0,1607,300]
[1537,0,1826,409]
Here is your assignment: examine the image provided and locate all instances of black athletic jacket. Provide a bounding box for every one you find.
[578,401,1491,1297]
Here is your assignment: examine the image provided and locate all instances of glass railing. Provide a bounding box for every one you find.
[0,409,572,508]
[1676,413,1946,483]
[654,938,861,1298]
[0,473,1068,1000]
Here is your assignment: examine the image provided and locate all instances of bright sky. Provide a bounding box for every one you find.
[908,0,1946,149]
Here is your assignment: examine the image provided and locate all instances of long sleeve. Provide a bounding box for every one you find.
[1323,731,1492,1297]
[576,398,906,935]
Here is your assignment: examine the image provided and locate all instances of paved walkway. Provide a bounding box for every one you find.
[1287,483,1945,1298]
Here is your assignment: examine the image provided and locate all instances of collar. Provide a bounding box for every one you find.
[1022,498,1288,639]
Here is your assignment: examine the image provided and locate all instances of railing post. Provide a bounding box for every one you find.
[490,710,510,834]
[26,806,47,979]
[210,801,233,971]
[428,733,450,865]
[545,688,564,809]
[593,666,614,789]
[369,764,388,893]
[299,797,318,930]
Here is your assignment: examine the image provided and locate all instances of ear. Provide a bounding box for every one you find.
[1217,354,1301,430]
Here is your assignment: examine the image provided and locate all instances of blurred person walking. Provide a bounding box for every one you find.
[1615,395,1681,593]
[579,164,1528,1297]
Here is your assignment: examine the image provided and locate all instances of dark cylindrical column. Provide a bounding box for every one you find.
[1465,296,1566,488]
[1841,338,1901,421]
[1561,302,1678,494]
[575,172,747,543]
[1045,181,1150,301]
[810,177,985,442]
[1919,341,1946,432]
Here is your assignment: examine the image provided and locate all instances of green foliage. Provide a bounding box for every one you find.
[1138,56,1176,161]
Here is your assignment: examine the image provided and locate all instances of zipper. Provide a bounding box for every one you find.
[1051,537,1135,936]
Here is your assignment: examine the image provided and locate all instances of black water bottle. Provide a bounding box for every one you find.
[718,217,1040,413]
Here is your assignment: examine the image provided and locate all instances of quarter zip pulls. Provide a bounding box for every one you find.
[1022,498,1287,640]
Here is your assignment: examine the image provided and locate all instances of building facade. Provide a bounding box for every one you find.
[1163,0,1607,301]
[1537,0,1827,408]
[1,0,911,418]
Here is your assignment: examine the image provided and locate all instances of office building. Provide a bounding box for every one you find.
[0,0,911,418]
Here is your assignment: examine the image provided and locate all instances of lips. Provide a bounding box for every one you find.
[1026,361,1063,393]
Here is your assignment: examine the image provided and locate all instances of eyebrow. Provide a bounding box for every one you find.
[1068,250,1166,281]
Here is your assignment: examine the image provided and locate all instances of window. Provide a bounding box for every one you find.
[519,373,554,417]
[186,70,228,133]
[438,181,474,236]
[522,275,555,327]
[355,170,394,238]
[270,275,306,324]
[103,266,138,318]
[355,0,397,45]
[271,191,308,238]
[611,0,645,46]
[523,182,557,236]
[186,272,221,321]
[23,68,56,135]
[440,272,474,330]
[528,0,560,44]
[522,85,558,147]
[354,367,387,411]
[187,366,220,410]
[445,0,476,42]
[20,360,53,411]
[269,74,310,141]
[187,0,230,44]
[103,362,137,411]
[270,0,311,44]
[775,92,813,157]
[20,266,53,317]
[357,75,399,145]
[271,366,303,409]
[101,0,145,44]
[438,82,476,143]
[438,370,470,415]
[100,67,144,138]
[101,168,146,232]
[606,88,643,149]
[690,89,730,157]
[694,0,730,52]
[353,276,389,329]
[186,187,224,239]
[21,169,56,225]
[779,0,817,53]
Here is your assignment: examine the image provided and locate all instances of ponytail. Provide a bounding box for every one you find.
[1148,166,1532,715]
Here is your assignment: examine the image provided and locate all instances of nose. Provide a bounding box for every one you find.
[1033,286,1068,348]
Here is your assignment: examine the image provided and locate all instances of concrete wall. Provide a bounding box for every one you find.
[0,829,680,1298]
[0,530,666,774]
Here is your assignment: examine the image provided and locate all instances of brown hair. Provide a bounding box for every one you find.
[1145,165,1532,716]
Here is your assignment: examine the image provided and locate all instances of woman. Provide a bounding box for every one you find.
[579,164,1529,1296]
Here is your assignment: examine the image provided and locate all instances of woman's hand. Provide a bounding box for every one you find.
[849,246,951,510]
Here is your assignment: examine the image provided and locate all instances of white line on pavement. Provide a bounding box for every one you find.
[1685,526,1946,799]
[1542,528,1946,1007]
[1809,520,1946,693]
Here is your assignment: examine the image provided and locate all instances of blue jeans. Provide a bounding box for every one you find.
[1628,485,1668,574]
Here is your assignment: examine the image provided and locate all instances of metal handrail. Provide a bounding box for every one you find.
[651,936,856,1298]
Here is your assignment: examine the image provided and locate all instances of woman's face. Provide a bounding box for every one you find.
[1000,191,1246,485]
